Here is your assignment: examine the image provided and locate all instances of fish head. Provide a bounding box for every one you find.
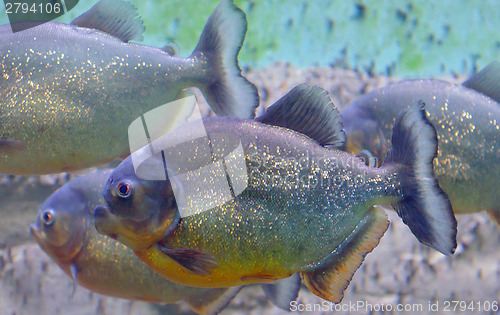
[94,157,180,250]
[31,185,88,264]
[342,104,389,166]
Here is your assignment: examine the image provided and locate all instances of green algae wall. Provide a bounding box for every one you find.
[2,0,500,77]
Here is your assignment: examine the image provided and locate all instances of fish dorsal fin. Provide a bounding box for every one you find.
[256,84,346,149]
[462,61,500,104]
[261,273,301,311]
[300,207,388,303]
[70,0,145,42]
[185,286,243,315]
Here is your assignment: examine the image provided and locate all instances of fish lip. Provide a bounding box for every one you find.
[93,204,111,218]
[93,204,118,237]
[30,223,43,242]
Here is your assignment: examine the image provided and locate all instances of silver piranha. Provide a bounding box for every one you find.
[30,169,301,314]
[342,62,500,224]
[94,85,457,303]
[0,0,258,174]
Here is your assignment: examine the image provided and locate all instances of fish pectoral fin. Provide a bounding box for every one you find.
[255,84,346,149]
[157,244,218,276]
[70,0,145,42]
[0,139,26,152]
[261,273,301,311]
[185,286,243,315]
[462,61,500,104]
[300,207,389,303]
[487,210,500,226]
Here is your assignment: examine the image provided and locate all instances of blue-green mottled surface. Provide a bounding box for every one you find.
[1,0,499,77]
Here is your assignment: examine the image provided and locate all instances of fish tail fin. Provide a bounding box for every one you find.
[190,0,259,119]
[382,100,457,255]
[185,286,242,315]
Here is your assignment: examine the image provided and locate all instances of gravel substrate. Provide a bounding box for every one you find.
[0,63,497,315]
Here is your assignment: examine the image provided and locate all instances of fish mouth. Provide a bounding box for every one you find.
[30,220,86,265]
[93,204,115,235]
[30,224,43,242]
[93,204,131,243]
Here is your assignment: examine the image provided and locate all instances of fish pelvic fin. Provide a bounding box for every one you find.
[70,0,145,42]
[70,264,78,298]
[185,286,243,315]
[462,61,500,104]
[300,207,388,303]
[487,210,500,226]
[157,244,218,276]
[190,0,259,119]
[261,273,301,311]
[383,101,457,255]
[256,84,346,149]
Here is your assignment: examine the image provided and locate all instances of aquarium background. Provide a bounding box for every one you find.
[2,0,499,77]
[0,1,499,314]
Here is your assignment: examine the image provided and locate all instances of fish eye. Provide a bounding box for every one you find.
[41,209,56,226]
[117,182,133,199]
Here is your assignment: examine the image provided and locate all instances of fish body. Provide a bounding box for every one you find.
[136,118,394,281]
[342,63,500,218]
[30,169,242,315]
[0,0,258,174]
[94,85,457,303]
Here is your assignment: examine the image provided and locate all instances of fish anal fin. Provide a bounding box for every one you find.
[185,286,242,315]
[70,0,145,42]
[487,210,500,226]
[462,61,500,104]
[157,244,218,277]
[300,207,389,303]
[256,84,346,149]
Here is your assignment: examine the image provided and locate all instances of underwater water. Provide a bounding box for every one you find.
[0,1,499,314]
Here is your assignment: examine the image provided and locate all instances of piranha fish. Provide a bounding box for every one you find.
[30,169,301,314]
[342,62,500,224]
[0,0,258,175]
[94,84,457,303]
